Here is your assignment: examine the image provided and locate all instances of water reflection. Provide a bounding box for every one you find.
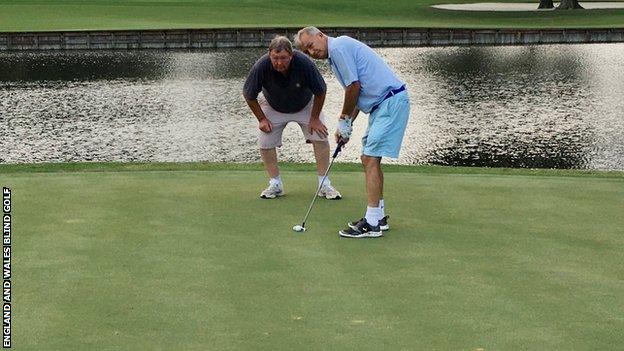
[0,49,264,82]
[411,46,597,168]
[0,44,623,170]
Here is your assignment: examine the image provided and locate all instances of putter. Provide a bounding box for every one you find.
[292,140,346,232]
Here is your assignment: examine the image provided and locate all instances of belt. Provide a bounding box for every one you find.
[370,85,406,114]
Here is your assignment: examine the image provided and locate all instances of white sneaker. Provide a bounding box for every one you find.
[318,184,342,200]
[260,183,283,199]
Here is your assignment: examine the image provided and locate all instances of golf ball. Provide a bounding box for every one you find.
[292,225,306,232]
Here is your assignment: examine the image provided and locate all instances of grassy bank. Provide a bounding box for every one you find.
[2,161,624,178]
[5,164,624,349]
[0,0,623,32]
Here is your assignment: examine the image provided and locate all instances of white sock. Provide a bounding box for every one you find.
[269,175,282,187]
[379,199,385,217]
[365,206,382,227]
[318,176,331,187]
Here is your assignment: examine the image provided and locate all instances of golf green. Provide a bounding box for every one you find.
[1,0,623,32]
[5,164,623,350]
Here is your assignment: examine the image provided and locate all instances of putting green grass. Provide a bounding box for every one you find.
[6,163,624,350]
[0,0,623,32]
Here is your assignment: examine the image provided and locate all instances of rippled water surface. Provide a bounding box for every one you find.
[1,44,623,169]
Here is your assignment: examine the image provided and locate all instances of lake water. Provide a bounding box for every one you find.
[1,44,623,169]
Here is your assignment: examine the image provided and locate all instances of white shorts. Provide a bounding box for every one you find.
[258,98,328,149]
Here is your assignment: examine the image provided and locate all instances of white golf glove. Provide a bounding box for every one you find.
[337,116,353,140]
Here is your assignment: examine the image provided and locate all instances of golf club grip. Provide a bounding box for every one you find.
[332,140,346,158]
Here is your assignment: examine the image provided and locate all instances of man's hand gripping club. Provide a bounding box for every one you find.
[335,114,353,144]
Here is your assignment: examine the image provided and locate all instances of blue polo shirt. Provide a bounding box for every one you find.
[327,36,404,114]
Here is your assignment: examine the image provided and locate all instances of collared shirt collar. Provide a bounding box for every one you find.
[327,36,335,64]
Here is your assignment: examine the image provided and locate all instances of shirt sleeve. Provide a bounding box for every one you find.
[330,48,359,87]
[242,59,265,100]
[302,56,327,96]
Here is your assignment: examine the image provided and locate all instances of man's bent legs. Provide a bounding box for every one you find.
[260,148,279,179]
[311,140,330,176]
[258,147,284,198]
[312,140,342,199]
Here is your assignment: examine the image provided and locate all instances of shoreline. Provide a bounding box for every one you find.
[1,161,622,178]
[1,27,623,50]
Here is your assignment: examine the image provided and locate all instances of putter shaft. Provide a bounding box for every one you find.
[300,141,344,228]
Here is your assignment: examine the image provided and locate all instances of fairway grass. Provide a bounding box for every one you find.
[5,164,624,350]
[0,0,623,32]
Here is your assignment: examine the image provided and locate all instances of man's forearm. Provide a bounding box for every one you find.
[350,108,360,122]
[310,93,326,121]
[341,81,360,117]
[245,98,268,122]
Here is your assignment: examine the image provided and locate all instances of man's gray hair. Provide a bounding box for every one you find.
[269,36,293,54]
[293,26,322,48]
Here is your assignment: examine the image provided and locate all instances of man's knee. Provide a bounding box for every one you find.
[361,155,381,170]
[312,140,329,147]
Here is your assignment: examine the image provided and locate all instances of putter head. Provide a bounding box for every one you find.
[292,224,306,232]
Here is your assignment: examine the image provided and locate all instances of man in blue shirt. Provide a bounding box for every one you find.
[296,27,411,238]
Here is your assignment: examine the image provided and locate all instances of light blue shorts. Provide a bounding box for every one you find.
[362,90,410,158]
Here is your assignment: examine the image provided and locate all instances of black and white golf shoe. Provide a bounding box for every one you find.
[348,215,389,231]
[339,218,382,238]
